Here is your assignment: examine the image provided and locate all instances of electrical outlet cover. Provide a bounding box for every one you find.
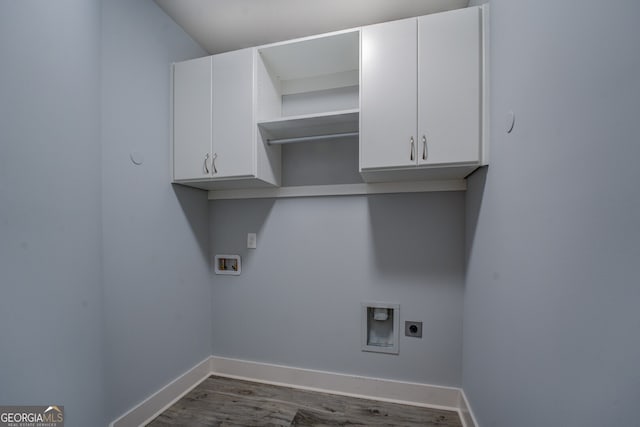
[247,233,257,249]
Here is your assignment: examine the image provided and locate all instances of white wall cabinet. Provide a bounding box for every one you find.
[211,48,254,179]
[172,48,279,190]
[173,56,212,181]
[360,6,486,181]
[417,7,482,167]
[360,18,417,171]
[172,6,488,197]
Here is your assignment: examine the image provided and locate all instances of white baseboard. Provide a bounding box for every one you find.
[109,356,212,427]
[459,389,479,427]
[210,356,460,410]
[109,355,478,427]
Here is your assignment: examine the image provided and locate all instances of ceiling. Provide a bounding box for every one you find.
[154,0,470,55]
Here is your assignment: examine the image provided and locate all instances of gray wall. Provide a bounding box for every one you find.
[0,1,105,425]
[463,1,640,426]
[100,0,212,421]
[210,192,465,386]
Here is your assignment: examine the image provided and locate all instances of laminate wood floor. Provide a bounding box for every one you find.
[147,376,462,427]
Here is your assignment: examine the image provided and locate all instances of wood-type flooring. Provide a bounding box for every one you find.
[147,375,462,426]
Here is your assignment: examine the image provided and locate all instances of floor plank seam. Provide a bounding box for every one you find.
[147,375,463,427]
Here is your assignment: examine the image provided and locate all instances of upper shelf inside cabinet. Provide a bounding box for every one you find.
[258,108,359,141]
[256,30,360,127]
[258,30,360,95]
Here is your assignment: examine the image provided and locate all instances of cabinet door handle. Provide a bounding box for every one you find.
[422,135,427,160]
[212,153,218,174]
[410,137,415,161]
[203,153,210,174]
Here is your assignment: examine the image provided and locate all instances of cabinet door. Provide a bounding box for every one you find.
[360,18,417,170]
[173,56,212,180]
[212,48,254,178]
[418,7,481,166]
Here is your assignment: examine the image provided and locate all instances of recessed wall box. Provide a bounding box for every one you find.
[214,254,241,275]
[362,302,399,354]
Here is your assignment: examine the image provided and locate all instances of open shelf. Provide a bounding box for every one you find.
[258,30,359,95]
[256,28,360,147]
[257,109,359,142]
[208,180,467,200]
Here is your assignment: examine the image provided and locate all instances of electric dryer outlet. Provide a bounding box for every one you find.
[404,321,423,338]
